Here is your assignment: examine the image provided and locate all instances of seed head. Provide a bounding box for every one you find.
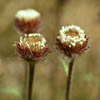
[16,33,49,61]
[56,25,89,57]
[15,9,41,34]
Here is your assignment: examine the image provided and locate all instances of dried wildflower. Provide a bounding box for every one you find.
[16,33,49,61]
[15,9,41,34]
[56,25,89,57]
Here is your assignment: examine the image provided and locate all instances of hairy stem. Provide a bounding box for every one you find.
[66,58,75,100]
[27,61,36,100]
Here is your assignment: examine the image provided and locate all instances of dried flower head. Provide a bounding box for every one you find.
[56,25,89,57]
[15,9,41,34]
[16,33,49,61]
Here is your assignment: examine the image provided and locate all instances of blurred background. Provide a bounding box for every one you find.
[0,0,100,100]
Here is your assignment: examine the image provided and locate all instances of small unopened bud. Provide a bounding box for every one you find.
[16,33,49,61]
[56,25,89,57]
[15,9,41,34]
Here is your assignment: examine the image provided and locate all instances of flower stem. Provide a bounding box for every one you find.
[27,61,36,100]
[66,58,75,100]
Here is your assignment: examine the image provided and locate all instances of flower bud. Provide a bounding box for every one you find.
[56,25,89,57]
[16,33,49,61]
[15,9,41,34]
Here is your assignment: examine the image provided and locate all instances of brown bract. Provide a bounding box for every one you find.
[15,17,41,34]
[56,37,88,57]
[16,43,49,61]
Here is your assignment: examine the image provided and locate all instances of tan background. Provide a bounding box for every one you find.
[0,0,100,100]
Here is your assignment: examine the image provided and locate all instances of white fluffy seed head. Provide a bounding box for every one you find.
[57,25,86,47]
[15,9,40,21]
[19,33,46,51]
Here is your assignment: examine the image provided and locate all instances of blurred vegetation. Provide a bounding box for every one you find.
[0,0,100,100]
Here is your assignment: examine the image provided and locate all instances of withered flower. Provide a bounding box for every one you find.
[56,25,89,57]
[16,33,49,61]
[15,9,41,34]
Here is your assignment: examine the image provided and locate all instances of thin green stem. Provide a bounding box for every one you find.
[27,61,36,100]
[66,58,75,100]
